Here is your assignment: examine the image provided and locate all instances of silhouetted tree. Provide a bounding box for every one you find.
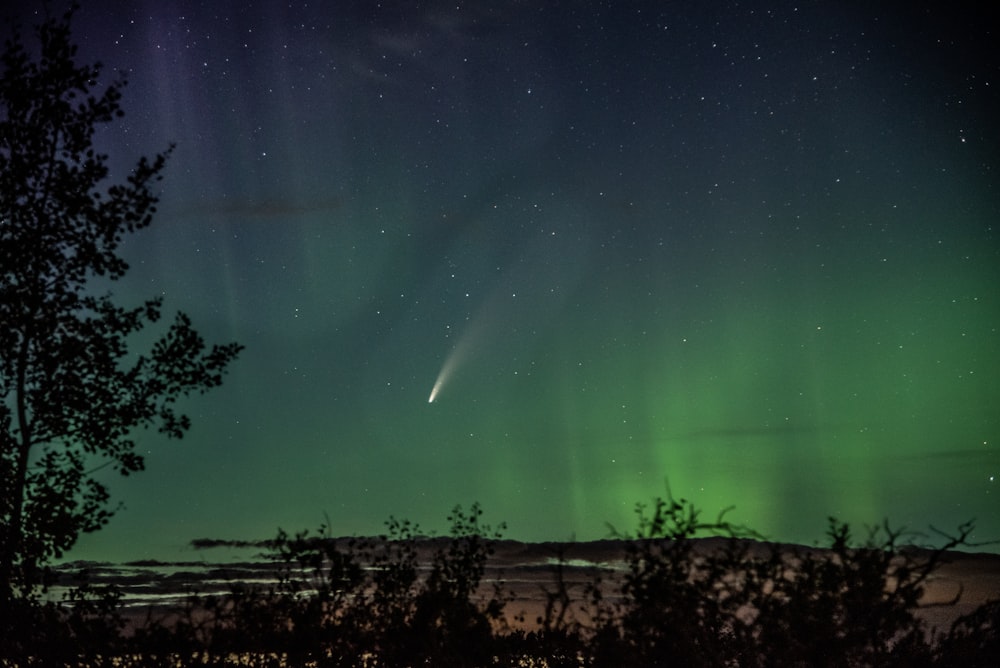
[0,4,242,610]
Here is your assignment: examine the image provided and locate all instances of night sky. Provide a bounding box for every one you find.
[15,1,998,561]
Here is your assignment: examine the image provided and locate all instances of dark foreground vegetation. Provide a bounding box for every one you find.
[2,497,998,667]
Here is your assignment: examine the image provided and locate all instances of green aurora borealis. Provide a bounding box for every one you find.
[18,0,996,561]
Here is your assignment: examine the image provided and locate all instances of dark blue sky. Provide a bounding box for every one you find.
[9,1,997,561]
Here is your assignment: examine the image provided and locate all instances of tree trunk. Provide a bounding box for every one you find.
[1,334,34,603]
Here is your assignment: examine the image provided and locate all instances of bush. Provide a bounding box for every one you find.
[124,503,507,667]
[583,496,986,667]
[2,498,996,667]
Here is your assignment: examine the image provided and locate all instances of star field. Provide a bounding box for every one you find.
[10,0,996,561]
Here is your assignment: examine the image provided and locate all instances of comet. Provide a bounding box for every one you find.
[427,263,531,403]
[427,342,461,403]
[427,318,481,403]
[427,377,444,403]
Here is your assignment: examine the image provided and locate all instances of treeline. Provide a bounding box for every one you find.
[1,498,998,667]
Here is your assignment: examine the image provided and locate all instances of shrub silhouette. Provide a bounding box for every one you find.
[741,518,973,667]
[583,495,764,667]
[3,498,997,667]
[934,598,1000,666]
[124,503,507,667]
[581,496,988,667]
[378,504,508,666]
[0,569,128,664]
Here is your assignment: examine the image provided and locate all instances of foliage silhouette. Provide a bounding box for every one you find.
[934,598,1000,666]
[0,2,242,615]
[126,503,508,667]
[737,518,974,667]
[580,498,990,667]
[1,497,998,666]
[584,494,764,666]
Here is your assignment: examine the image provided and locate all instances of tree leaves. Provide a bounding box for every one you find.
[1,5,242,603]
